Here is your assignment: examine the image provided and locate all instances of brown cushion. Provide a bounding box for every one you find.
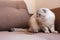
[51,7,60,33]
[0,7,29,31]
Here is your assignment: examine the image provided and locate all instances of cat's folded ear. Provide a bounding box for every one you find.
[42,9,46,13]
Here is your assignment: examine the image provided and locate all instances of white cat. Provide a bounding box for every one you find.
[11,8,58,33]
[28,8,58,33]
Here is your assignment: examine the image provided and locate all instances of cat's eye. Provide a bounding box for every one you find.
[36,13,41,17]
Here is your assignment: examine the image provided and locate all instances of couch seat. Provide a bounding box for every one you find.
[0,32,60,40]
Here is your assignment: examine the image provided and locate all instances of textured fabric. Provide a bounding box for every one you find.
[0,0,29,31]
[0,32,60,40]
[0,0,28,10]
[34,33,60,40]
[51,7,60,33]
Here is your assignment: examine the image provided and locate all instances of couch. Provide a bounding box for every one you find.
[0,0,60,40]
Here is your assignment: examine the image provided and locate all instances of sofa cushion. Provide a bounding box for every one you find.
[0,32,48,40]
[0,0,27,10]
[0,32,60,40]
[51,7,60,33]
[0,7,29,31]
[0,1,16,8]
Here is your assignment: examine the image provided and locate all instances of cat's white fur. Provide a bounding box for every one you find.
[28,8,58,33]
[11,8,58,33]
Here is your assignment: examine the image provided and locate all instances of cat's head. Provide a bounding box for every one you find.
[36,8,48,17]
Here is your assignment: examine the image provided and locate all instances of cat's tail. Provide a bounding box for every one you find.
[11,28,28,32]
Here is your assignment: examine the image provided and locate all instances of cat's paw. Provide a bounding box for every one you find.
[44,31,50,33]
[29,27,39,33]
[29,29,39,33]
[33,30,39,33]
[51,31,58,33]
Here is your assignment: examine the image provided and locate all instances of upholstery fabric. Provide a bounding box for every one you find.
[0,1,29,31]
[0,32,60,40]
[0,0,28,10]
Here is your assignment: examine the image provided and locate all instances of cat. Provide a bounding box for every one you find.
[11,8,58,33]
[28,8,58,33]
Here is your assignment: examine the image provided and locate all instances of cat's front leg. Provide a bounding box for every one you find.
[28,17,40,33]
[49,25,58,33]
[29,21,40,33]
[42,26,50,33]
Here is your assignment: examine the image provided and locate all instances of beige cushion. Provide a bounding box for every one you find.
[0,1,27,10]
[0,32,60,40]
[0,0,29,31]
[0,7,29,31]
